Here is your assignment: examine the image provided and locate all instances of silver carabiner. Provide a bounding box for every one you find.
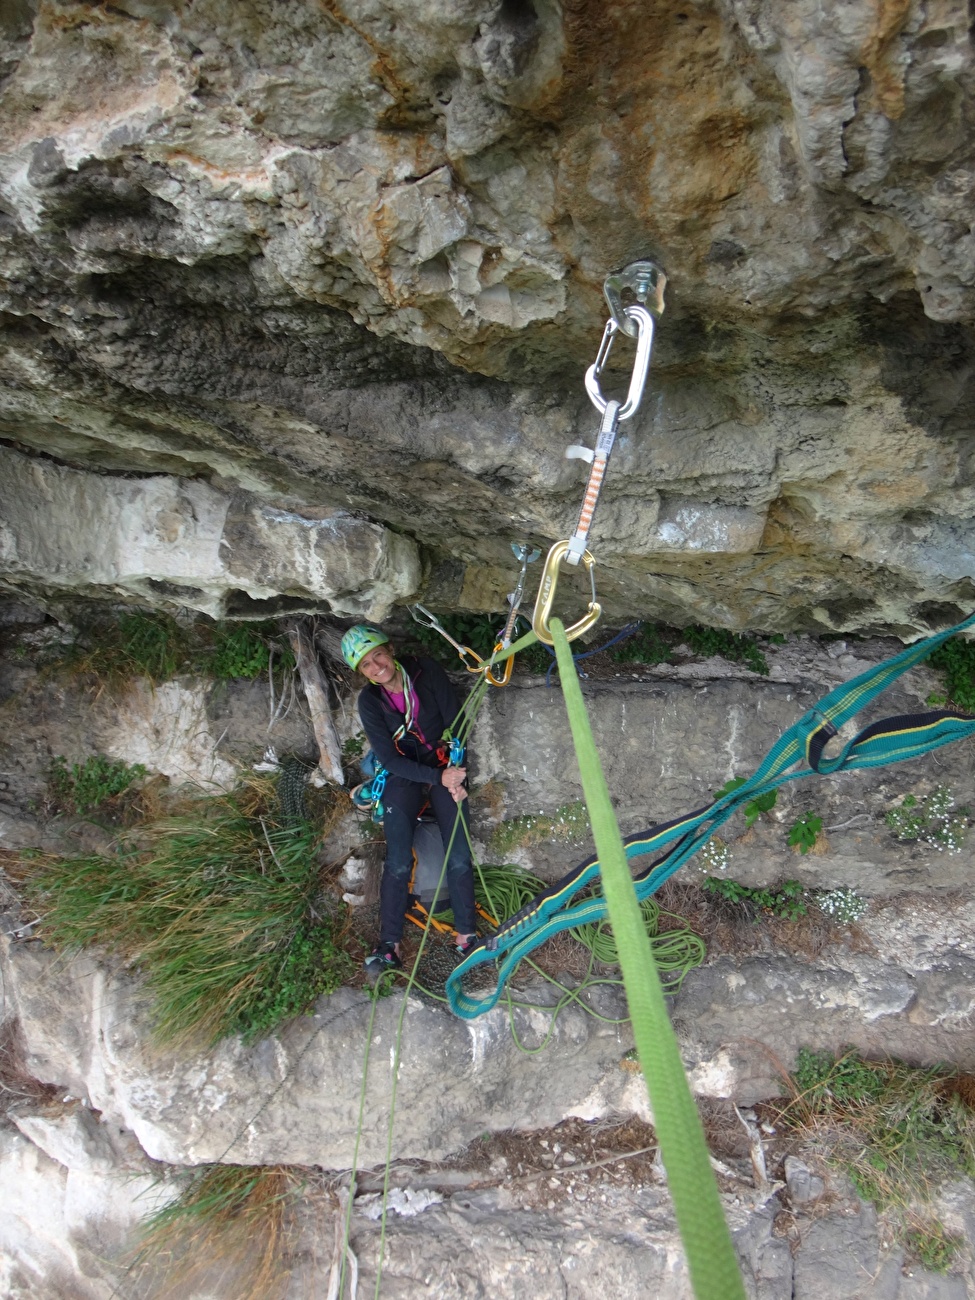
[584,303,655,422]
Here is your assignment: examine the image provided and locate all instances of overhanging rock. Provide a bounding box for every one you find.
[0,445,420,620]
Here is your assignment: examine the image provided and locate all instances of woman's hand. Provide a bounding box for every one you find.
[441,766,467,804]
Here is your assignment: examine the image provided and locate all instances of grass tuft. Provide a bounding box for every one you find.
[777,1046,975,1261]
[134,1163,304,1300]
[61,612,293,685]
[23,777,353,1047]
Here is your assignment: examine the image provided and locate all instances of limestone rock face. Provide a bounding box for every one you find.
[1,1,975,631]
[0,444,420,620]
[0,934,648,1168]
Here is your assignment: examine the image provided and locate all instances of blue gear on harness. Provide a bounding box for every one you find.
[448,736,465,767]
[351,752,388,823]
[446,611,975,1020]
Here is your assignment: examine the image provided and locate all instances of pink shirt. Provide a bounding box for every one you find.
[383,684,427,744]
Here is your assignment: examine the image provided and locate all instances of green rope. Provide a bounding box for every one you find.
[550,617,746,1300]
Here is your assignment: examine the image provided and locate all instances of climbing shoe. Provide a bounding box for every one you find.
[454,934,481,960]
[364,942,402,977]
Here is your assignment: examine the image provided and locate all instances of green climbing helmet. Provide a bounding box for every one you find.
[341,624,389,671]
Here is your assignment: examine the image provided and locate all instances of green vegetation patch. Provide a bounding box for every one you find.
[408,611,502,662]
[63,612,291,683]
[49,753,147,815]
[703,876,809,921]
[781,1047,975,1265]
[928,635,975,712]
[611,625,674,666]
[489,800,590,857]
[24,777,352,1047]
[683,625,770,675]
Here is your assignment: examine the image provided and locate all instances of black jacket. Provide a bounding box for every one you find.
[357,654,460,786]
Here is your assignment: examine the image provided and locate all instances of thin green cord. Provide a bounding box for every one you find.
[373,797,465,1299]
[337,985,382,1299]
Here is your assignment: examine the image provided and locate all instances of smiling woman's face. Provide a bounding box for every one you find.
[358,644,398,687]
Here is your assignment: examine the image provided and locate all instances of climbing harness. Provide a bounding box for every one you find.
[532,261,665,647]
[484,541,541,687]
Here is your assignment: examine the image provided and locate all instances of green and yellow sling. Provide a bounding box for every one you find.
[446,611,975,1021]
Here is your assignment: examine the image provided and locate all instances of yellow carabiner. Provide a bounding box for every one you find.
[458,645,485,673]
[531,540,602,646]
[484,641,514,688]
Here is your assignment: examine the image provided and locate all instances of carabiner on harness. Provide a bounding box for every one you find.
[485,541,541,687]
[531,539,601,646]
[408,604,484,673]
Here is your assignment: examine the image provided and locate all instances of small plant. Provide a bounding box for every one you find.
[703,876,808,920]
[490,801,590,856]
[342,733,366,761]
[886,786,969,855]
[197,623,273,680]
[788,812,823,855]
[903,1220,963,1274]
[714,777,778,828]
[49,754,147,814]
[683,626,770,676]
[611,625,674,666]
[814,887,867,924]
[928,635,975,711]
[698,836,731,873]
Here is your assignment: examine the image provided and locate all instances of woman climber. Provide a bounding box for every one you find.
[341,625,478,975]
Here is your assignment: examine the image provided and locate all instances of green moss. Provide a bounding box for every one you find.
[684,625,770,675]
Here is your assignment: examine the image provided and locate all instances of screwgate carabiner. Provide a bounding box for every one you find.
[531,540,602,646]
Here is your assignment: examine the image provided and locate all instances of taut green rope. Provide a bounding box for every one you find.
[550,617,746,1300]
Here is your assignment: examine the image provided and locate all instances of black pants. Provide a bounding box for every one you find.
[379,774,476,944]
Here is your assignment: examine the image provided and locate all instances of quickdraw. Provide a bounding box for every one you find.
[484,542,541,686]
[409,604,483,672]
[533,260,666,646]
[410,541,540,688]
